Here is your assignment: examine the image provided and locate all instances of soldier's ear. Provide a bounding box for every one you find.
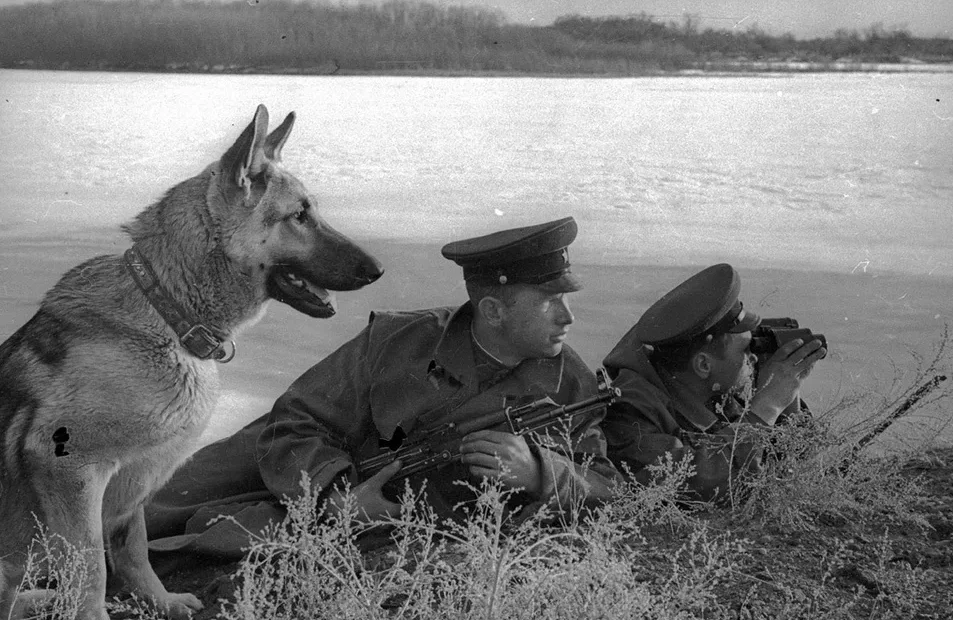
[477,296,506,328]
[691,350,713,380]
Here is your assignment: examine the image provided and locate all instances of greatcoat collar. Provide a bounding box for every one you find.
[429,303,563,395]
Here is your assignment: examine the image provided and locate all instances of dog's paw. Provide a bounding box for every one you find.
[157,592,204,620]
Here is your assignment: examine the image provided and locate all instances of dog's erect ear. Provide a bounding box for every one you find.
[221,104,270,194]
[264,112,295,162]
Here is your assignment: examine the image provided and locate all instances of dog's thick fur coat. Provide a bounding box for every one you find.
[0,105,382,619]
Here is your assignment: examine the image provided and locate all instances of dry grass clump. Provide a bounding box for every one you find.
[728,328,952,531]
[10,522,90,620]
[723,410,928,531]
[216,468,744,620]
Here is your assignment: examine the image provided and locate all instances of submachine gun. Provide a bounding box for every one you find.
[357,368,622,484]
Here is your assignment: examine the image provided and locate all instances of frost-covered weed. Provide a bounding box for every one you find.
[218,465,745,620]
[13,522,91,620]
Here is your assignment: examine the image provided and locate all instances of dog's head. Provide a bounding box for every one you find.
[210,105,383,318]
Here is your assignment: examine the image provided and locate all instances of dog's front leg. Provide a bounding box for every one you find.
[107,504,203,620]
[38,466,113,620]
[0,563,27,620]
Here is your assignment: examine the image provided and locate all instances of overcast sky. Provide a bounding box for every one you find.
[1,0,951,38]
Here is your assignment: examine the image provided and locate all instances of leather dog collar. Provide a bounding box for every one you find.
[123,245,236,363]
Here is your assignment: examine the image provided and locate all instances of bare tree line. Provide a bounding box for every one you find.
[0,1,950,74]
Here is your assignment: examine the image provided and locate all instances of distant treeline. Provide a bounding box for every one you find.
[0,0,951,74]
[554,15,953,64]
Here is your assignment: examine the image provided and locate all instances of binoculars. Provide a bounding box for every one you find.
[749,318,827,359]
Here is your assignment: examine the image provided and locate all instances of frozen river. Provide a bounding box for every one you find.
[1,69,951,447]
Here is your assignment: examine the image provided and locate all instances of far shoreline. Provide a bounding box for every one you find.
[3,61,953,78]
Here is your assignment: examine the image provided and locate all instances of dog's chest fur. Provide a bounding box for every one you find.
[144,350,220,439]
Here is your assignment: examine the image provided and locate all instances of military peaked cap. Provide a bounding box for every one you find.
[636,263,761,347]
[441,216,582,293]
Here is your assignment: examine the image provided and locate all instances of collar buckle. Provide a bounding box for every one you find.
[181,324,234,361]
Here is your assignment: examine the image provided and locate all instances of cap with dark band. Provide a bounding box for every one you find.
[441,217,582,293]
[635,263,761,347]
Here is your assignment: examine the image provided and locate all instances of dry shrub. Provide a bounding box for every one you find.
[217,462,747,620]
[727,327,952,530]
[12,522,91,620]
[727,412,926,530]
[601,451,703,531]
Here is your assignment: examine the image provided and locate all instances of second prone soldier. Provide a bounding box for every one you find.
[601,264,826,501]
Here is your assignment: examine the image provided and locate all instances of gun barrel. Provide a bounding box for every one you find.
[512,388,620,434]
[854,374,947,451]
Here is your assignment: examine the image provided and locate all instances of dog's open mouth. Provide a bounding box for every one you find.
[267,267,337,318]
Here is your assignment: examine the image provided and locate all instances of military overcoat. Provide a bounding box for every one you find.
[601,339,767,501]
[147,303,618,560]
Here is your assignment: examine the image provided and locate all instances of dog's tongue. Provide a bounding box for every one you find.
[296,283,336,318]
[313,288,337,315]
[268,270,338,318]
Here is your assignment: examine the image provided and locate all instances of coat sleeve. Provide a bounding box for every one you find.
[682,424,766,501]
[529,352,624,510]
[534,406,624,511]
[605,401,764,501]
[603,401,691,481]
[254,326,375,504]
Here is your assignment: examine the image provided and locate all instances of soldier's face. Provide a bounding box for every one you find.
[499,286,575,360]
[709,331,757,394]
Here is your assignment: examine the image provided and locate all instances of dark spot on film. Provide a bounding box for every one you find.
[53,426,70,457]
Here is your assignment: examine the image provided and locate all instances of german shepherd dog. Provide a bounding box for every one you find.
[0,105,383,619]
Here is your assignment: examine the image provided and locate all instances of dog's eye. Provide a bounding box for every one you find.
[290,200,311,223]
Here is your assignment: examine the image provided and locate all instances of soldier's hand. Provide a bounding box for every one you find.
[460,430,542,495]
[751,337,826,424]
[325,459,403,523]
